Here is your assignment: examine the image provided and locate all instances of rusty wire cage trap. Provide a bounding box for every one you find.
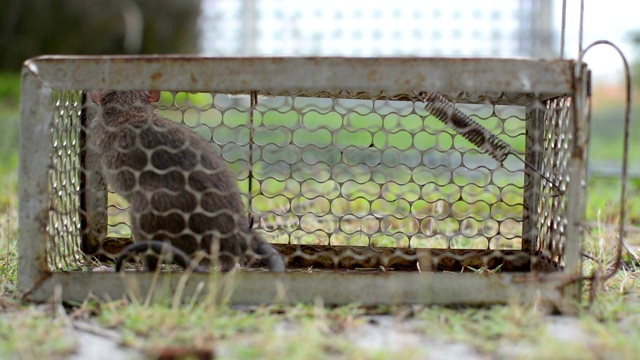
[19,56,590,307]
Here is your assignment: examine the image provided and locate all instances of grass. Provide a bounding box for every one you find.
[3,83,640,358]
[4,163,640,358]
[0,190,75,358]
[0,307,77,359]
[91,302,394,359]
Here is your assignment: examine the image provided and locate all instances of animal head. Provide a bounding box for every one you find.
[89,90,161,105]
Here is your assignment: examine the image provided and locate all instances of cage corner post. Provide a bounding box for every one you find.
[562,62,591,312]
[522,97,544,255]
[18,59,54,298]
[79,92,109,261]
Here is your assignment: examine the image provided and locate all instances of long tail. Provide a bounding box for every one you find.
[248,216,286,272]
[115,240,208,273]
[256,242,286,272]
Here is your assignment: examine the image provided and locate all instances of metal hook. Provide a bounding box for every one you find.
[577,40,632,283]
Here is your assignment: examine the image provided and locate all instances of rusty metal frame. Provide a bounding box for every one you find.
[19,56,586,309]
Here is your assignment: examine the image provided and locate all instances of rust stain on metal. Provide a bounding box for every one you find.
[151,71,163,82]
[21,272,54,301]
[367,69,378,82]
[273,244,537,272]
[154,346,214,360]
[96,240,553,273]
[36,253,48,271]
[93,237,134,262]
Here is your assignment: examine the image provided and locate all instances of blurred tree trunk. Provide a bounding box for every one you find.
[0,0,202,71]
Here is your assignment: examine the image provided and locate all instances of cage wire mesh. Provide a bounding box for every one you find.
[42,89,573,274]
[49,91,83,270]
[538,97,572,267]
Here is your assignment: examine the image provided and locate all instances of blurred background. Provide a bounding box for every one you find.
[0,0,638,221]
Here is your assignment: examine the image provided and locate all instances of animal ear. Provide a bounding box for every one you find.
[89,90,103,104]
[143,90,161,103]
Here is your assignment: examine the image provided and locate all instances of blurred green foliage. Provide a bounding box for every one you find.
[0,73,19,208]
[0,73,21,103]
[0,0,202,71]
[590,103,640,160]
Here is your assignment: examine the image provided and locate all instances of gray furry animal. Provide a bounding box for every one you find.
[89,90,285,272]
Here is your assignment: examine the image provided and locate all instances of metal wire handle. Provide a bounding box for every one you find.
[420,92,564,196]
[577,40,632,285]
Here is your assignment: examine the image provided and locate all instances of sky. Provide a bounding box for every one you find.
[559,0,638,83]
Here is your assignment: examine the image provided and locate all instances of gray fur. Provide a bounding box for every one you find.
[89,90,285,272]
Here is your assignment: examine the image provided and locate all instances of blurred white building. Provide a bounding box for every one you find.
[199,0,555,58]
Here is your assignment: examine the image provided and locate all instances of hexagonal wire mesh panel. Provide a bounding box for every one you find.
[19,57,588,306]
